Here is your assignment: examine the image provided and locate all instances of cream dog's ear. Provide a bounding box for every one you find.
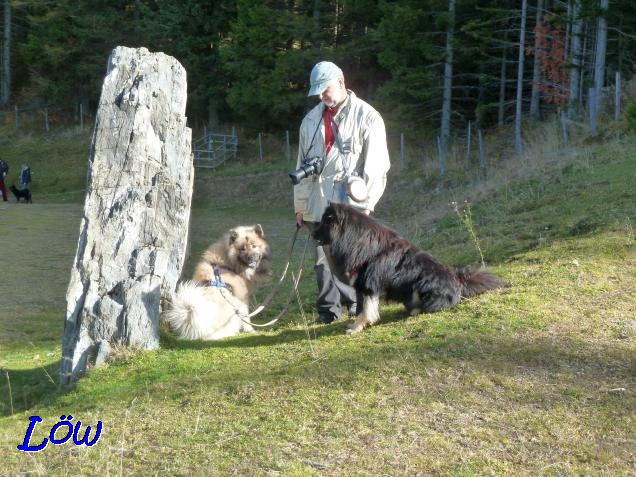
[253,224,265,238]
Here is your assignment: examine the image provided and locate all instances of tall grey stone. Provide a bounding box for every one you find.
[61,46,193,386]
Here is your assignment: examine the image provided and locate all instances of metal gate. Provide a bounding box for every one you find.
[192,130,238,168]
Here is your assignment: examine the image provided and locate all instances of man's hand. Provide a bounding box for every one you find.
[295,212,305,227]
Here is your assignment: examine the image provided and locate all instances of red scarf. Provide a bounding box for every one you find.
[324,108,337,155]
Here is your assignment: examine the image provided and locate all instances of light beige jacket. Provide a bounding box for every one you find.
[293,91,390,222]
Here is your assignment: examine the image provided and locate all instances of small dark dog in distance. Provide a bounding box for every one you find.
[10,185,32,203]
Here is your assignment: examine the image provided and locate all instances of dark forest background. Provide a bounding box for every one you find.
[1,0,635,140]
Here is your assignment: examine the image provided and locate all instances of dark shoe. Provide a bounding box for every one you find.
[314,313,338,325]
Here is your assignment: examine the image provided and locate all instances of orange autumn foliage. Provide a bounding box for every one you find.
[527,16,570,105]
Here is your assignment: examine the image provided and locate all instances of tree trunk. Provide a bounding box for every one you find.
[61,46,193,387]
[498,31,508,127]
[514,0,528,154]
[567,0,583,119]
[313,0,321,47]
[207,96,220,131]
[439,0,455,160]
[1,0,11,105]
[591,0,609,134]
[530,0,544,121]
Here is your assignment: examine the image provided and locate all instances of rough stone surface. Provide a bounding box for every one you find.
[61,46,193,386]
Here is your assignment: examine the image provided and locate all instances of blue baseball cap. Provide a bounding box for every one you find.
[308,61,343,96]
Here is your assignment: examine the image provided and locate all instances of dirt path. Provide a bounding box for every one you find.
[0,203,83,317]
[0,201,295,318]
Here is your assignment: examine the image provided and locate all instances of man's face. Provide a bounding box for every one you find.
[319,77,346,109]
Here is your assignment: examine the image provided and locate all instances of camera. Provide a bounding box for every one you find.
[288,156,323,185]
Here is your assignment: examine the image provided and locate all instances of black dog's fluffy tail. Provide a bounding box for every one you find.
[456,267,504,298]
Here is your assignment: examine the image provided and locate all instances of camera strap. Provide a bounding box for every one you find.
[300,103,349,173]
[300,112,324,165]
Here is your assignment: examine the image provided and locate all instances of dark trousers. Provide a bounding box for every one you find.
[307,222,357,318]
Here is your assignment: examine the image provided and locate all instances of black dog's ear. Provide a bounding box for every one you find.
[331,203,343,220]
[253,224,265,238]
[323,210,337,224]
[229,230,239,243]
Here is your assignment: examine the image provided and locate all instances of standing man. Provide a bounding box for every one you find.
[19,164,32,190]
[292,61,390,324]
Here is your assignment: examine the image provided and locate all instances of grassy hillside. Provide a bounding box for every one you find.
[0,121,634,476]
[0,127,92,202]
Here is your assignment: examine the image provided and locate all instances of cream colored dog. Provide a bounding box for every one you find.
[163,225,271,340]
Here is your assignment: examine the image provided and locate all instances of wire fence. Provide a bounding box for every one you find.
[0,104,556,182]
[0,103,92,132]
[3,77,630,182]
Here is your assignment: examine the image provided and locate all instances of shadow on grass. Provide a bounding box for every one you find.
[1,360,63,417]
[156,302,634,391]
[3,320,634,418]
[159,306,412,351]
[153,319,635,410]
[0,308,446,416]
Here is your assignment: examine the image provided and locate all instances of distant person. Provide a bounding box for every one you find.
[291,61,391,324]
[19,164,32,190]
[0,159,9,202]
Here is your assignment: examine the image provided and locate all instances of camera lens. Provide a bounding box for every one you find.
[288,168,307,185]
[288,157,321,185]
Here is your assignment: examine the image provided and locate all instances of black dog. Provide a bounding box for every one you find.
[312,203,504,334]
[10,185,32,203]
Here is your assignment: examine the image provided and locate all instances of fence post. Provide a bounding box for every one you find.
[478,129,486,176]
[560,110,569,144]
[615,71,621,120]
[14,104,18,129]
[589,87,597,134]
[232,126,237,160]
[436,136,446,177]
[466,120,472,162]
[44,107,50,132]
[258,132,263,161]
[400,133,405,168]
[286,130,291,162]
[80,103,84,130]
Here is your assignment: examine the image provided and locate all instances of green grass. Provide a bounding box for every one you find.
[0,123,634,476]
[0,128,92,202]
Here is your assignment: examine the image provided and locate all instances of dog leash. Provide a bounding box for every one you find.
[233,225,311,328]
